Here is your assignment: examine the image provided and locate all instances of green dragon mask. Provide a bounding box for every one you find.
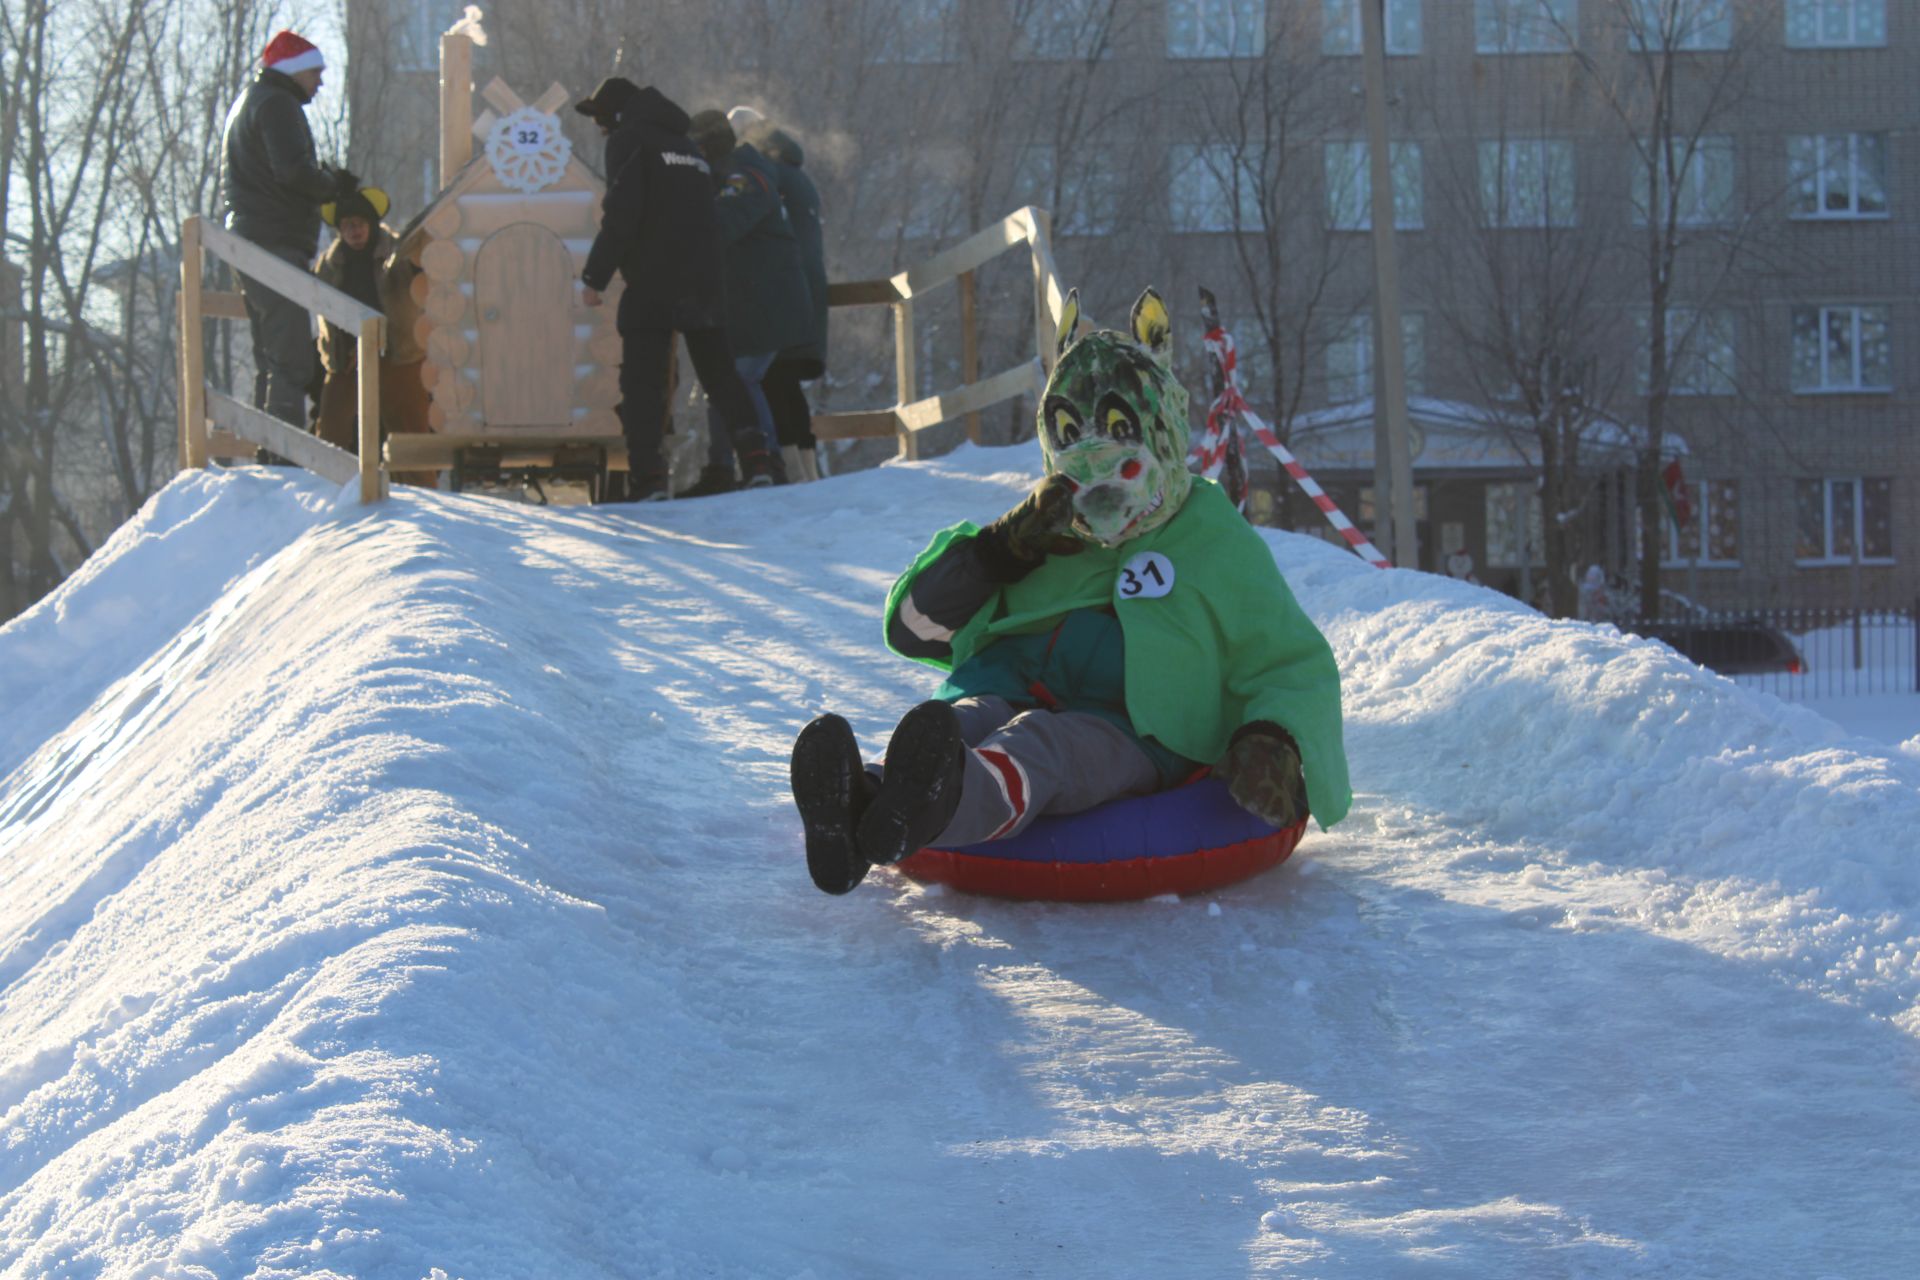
[1038,287,1194,547]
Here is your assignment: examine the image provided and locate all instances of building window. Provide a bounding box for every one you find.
[1479,139,1577,227]
[1476,0,1578,53]
[1663,478,1741,565]
[1013,0,1115,60]
[1637,309,1736,395]
[870,0,958,64]
[1796,477,1893,563]
[1485,482,1547,569]
[1325,141,1423,230]
[1791,305,1890,392]
[1167,0,1265,58]
[1328,313,1426,402]
[1788,134,1888,218]
[1170,144,1265,232]
[394,0,467,72]
[1785,0,1886,48]
[1631,135,1735,224]
[1012,144,1120,236]
[1627,0,1732,50]
[1323,0,1423,54]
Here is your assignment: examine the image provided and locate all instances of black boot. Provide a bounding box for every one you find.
[790,714,878,895]
[857,700,966,866]
[680,464,737,498]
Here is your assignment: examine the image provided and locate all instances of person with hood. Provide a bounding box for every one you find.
[220,30,358,428]
[729,106,828,484]
[683,110,816,495]
[575,77,773,500]
[788,288,1352,896]
[310,187,436,487]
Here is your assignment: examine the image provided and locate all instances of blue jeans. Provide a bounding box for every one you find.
[706,351,777,469]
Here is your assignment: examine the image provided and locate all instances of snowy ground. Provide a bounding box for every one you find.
[1,446,1917,1279]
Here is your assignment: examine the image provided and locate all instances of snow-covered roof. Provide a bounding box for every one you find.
[1286,395,1689,472]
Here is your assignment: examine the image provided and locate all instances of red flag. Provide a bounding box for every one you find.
[1662,459,1692,528]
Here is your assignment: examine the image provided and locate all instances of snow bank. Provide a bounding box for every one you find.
[2,449,1916,1278]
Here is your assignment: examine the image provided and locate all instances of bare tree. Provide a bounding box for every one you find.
[1417,37,1634,615]
[0,0,151,615]
[0,0,288,621]
[1569,0,1766,615]
[1164,4,1361,462]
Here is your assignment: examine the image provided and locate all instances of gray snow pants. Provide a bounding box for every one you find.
[927,695,1163,847]
[239,245,318,427]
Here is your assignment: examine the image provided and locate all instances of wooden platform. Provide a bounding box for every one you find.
[385,432,629,472]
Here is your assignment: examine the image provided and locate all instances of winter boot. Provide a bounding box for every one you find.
[790,713,878,895]
[729,427,786,487]
[857,700,966,866]
[680,464,737,498]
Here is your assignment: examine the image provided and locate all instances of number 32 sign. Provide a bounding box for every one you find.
[1117,552,1175,600]
[486,106,572,193]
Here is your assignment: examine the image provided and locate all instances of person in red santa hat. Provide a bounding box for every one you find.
[220,30,359,433]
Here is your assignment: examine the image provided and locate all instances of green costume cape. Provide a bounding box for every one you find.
[886,480,1353,829]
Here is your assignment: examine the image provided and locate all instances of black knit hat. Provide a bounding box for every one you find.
[574,76,642,125]
[688,109,734,162]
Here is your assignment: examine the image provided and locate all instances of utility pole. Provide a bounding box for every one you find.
[1361,0,1419,569]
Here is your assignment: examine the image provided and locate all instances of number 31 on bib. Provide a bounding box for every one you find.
[1117,552,1175,600]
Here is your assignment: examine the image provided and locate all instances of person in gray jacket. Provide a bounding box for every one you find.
[220,30,357,428]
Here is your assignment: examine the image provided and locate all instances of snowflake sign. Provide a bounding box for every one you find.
[486,107,571,193]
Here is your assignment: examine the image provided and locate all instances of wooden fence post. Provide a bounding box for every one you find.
[178,216,209,469]
[959,269,981,445]
[358,316,385,502]
[893,298,918,461]
[1027,207,1054,376]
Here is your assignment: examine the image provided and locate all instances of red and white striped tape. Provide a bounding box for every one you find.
[1192,325,1391,570]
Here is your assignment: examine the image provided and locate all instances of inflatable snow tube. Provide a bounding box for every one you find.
[894,775,1305,903]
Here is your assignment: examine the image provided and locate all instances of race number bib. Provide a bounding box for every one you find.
[1117,552,1175,600]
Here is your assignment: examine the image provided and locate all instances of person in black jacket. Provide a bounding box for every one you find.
[220,30,357,428]
[576,78,773,500]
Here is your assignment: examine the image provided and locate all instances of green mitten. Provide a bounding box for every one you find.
[974,473,1082,579]
[1217,722,1308,829]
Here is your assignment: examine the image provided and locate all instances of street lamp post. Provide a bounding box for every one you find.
[1361,0,1419,569]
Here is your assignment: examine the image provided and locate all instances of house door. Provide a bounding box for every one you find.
[473,222,574,427]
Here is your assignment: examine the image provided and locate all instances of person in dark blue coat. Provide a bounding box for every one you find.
[576,78,776,499]
[731,106,828,483]
[684,110,815,494]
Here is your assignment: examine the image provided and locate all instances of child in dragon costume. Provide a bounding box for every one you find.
[790,287,1351,895]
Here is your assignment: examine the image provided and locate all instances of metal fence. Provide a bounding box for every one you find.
[1627,599,1920,701]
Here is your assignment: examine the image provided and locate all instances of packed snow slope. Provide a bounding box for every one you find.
[2,448,1918,1280]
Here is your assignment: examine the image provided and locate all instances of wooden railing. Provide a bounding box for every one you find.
[177,216,387,503]
[175,204,1075,494]
[814,205,1076,458]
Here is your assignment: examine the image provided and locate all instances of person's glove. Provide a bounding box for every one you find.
[330,166,362,198]
[973,473,1081,580]
[1216,722,1308,829]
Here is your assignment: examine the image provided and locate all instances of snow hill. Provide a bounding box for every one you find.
[2,446,1917,1280]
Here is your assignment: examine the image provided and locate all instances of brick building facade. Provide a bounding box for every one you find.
[347,0,1915,609]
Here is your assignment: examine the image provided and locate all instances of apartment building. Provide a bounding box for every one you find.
[348,0,1914,608]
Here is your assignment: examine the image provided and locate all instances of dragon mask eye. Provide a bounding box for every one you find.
[1096,392,1142,446]
[1044,396,1083,451]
